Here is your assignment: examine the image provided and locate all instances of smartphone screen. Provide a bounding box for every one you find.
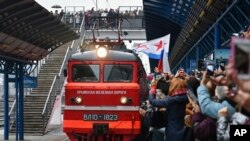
[207,64,214,76]
[234,38,250,79]
[197,60,207,71]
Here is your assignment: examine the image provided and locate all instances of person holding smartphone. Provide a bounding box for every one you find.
[197,70,236,119]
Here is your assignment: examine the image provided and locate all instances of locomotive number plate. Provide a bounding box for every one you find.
[83,114,118,121]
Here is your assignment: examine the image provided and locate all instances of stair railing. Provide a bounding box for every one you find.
[41,15,86,133]
[8,55,51,132]
[41,75,59,134]
[8,100,16,130]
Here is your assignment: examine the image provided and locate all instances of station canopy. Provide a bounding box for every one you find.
[143,0,195,52]
[143,0,231,70]
[0,0,79,62]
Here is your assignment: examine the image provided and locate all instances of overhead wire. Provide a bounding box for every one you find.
[91,0,96,7]
[106,0,111,9]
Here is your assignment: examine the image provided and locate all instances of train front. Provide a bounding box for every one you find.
[63,47,143,141]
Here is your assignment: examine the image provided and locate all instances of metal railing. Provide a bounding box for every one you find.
[8,100,16,130]
[8,9,85,134]
[84,16,145,30]
[41,75,59,133]
[41,18,85,134]
[7,55,50,132]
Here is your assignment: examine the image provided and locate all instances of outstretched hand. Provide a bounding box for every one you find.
[200,70,209,86]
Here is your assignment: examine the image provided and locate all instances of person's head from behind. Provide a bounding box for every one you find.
[214,66,224,76]
[162,72,170,80]
[187,77,200,97]
[178,68,186,78]
[154,67,159,73]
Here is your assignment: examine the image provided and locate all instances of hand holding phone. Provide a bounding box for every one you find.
[207,64,214,76]
[231,37,250,80]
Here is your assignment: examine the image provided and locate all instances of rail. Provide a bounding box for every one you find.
[84,15,145,30]
[41,16,85,133]
[7,10,84,134]
[42,75,59,133]
[8,100,16,130]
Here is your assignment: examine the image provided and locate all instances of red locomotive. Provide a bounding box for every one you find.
[63,39,149,141]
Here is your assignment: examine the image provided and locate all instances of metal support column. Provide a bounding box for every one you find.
[15,64,19,140]
[18,63,24,140]
[214,24,221,64]
[196,46,200,60]
[4,62,9,140]
[186,57,189,73]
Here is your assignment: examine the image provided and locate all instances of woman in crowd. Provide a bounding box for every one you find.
[148,68,189,141]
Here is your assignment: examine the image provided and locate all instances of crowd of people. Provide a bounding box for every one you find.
[139,25,250,141]
[50,7,144,30]
[84,7,144,29]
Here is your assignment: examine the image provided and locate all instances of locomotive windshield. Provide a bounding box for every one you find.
[72,64,100,82]
[104,64,133,82]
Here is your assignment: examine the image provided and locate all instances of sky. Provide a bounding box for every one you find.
[35,0,143,12]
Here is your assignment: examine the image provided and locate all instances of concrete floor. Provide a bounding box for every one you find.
[0,125,68,141]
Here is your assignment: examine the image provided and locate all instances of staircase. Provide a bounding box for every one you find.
[10,42,72,135]
[0,95,16,128]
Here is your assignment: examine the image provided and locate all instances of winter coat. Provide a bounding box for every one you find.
[217,112,249,141]
[150,94,188,141]
[197,85,236,119]
[191,112,217,141]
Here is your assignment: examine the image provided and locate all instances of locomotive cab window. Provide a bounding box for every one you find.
[104,64,133,82]
[72,64,100,82]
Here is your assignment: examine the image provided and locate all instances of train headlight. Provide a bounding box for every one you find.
[71,97,82,104]
[75,97,82,104]
[120,96,132,104]
[96,47,108,58]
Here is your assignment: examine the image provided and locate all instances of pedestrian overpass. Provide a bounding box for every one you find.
[84,29,146,41]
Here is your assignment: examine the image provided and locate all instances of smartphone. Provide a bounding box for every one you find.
[231,37,250,80]
[207,64,214,76]
[197,60,207,71]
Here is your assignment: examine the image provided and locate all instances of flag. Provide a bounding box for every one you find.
[157,50,164,72]
[133,34,170,59]
[155,35,170,73]
[162,50,170,73]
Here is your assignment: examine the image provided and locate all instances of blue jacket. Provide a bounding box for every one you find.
[150,94,188,141]
[197,85,236,119]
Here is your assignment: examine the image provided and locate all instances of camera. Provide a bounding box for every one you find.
[197,59,214,76]
[140,101,148,110]
[140,101,153,111]
[231,37,250,80]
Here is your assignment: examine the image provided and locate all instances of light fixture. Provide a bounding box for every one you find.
[31,52,37,56]
[199,11,205,18]
[71,96,82,104]
[0,42,11,48]
[120,97,132,104]
[18,49,25,53]
[96,46,108,58]
[75,97,82,104]
[206,0,213,7]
